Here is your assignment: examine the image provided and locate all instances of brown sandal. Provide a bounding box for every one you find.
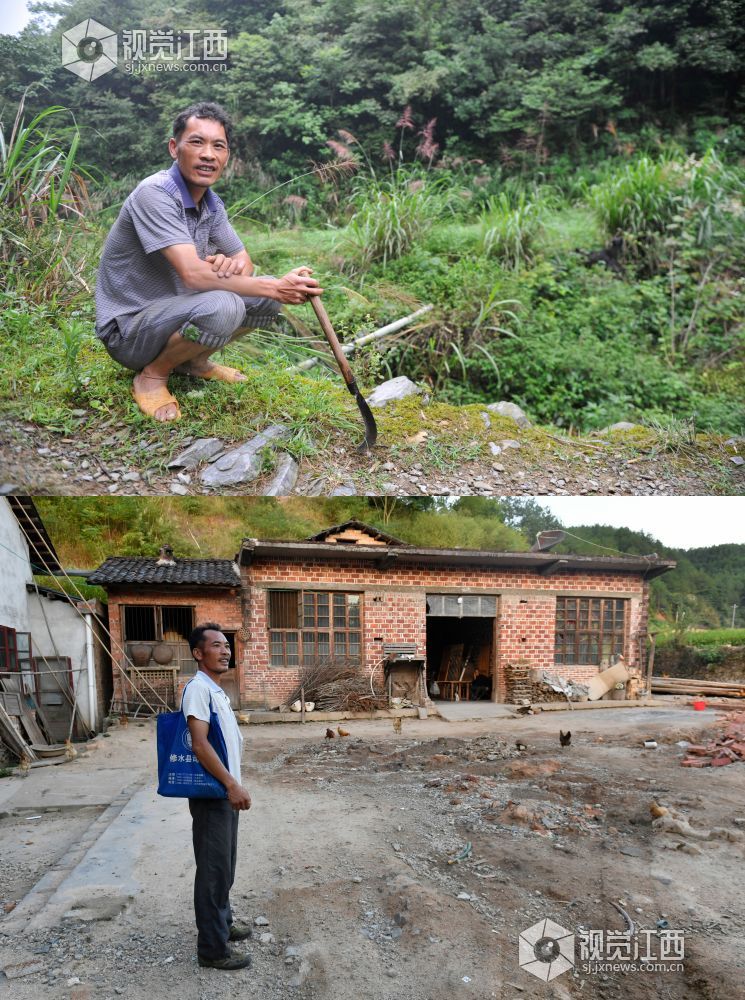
[131,383,182,421]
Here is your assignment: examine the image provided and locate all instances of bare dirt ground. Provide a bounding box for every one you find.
[2,416,743,497]
[1,706,744,999]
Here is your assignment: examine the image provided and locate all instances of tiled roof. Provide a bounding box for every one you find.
[87,557,240,587]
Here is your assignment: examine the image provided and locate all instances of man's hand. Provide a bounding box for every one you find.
[206,253,247,278]
[273,266,323,304]
[226,781,252,811]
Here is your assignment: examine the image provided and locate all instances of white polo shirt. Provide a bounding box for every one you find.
[181,670,243,784]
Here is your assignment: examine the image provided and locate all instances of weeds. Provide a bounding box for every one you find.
[344,172,441,269]
[0,95,91,304]
[589,155,681,244]
[479,191,543,268]
[58,317,87,394]
[643,414,699,456]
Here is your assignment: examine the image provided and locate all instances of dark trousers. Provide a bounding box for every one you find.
[188,798,239,959]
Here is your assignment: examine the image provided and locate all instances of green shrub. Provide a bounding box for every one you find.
[478,191,543,269]
[589,155,682,243]
[343,172,443,269]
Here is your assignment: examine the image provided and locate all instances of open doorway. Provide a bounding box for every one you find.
[426,617,495,702]
[220,631,240,708]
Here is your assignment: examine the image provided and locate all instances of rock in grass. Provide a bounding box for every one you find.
[200,425,290,487]
[486,401,531,428]
[330,482,356,496]
[168,437,224,469]
[263,453,299,495]
[366,376,421,408]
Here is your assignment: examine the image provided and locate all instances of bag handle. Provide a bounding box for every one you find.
[179,676,216,714]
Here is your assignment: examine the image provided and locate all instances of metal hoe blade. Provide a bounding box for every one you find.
[310,297,378,451]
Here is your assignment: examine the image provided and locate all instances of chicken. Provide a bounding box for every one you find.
[392,716,402,735]
[337,727,350,737]
[514,704,533,716]
[559,730,572,747]
[18,754,31,777]
[64,739,78,761]
[324,728,335,740]
[119,714,128,728]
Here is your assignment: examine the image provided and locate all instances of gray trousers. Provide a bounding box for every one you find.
[101,287,281,371]
[189,797,239,960]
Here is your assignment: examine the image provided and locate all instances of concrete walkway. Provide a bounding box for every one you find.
[432,700,516,722]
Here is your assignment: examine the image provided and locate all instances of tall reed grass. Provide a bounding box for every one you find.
[0,96,90,304]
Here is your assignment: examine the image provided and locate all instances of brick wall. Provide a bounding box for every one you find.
[102,561,650,709]
[106,587,241,709]
[240,556,649,708]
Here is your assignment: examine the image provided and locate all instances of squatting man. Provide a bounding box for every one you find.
[95,101,322,422]
[181,623,253,970]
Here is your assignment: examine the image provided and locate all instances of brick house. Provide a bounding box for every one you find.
[88,521,675,711]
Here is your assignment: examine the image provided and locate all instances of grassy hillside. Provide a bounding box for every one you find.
[34,497,744,629]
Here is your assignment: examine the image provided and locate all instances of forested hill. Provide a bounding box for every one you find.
[2,0,743,179]
[34,497,745,629]
[551,527,745,628]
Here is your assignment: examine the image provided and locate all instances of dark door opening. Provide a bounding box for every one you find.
[426,617,495,701]
[221,631,239,707]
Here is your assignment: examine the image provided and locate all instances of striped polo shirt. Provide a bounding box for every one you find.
[95,162,244,340]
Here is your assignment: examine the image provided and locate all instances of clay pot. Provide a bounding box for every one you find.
[130,644,153,667]
[152,642,175,665]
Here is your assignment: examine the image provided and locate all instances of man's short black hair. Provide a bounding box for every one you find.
[189,622,224,657]
[173,102,233,148]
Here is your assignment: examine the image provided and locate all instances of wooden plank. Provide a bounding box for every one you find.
[0,702,37,760]
[447,644,464,681]
[19,708,46,745]
[0,692,23,715]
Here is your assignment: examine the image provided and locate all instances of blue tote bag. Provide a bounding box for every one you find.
[157,683,229,799]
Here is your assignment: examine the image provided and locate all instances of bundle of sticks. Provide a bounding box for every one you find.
[286,660,388,713]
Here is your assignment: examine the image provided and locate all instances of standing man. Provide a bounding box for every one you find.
[95,101,322,421]
[182,622,253,970]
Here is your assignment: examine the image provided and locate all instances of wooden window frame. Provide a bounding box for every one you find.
[554,597,627,667]
[268,590,363,667]
[122,604,195,643]
[0,625,18,674]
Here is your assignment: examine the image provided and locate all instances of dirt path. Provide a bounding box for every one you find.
[2,416,742,496]
[1,707,744,999]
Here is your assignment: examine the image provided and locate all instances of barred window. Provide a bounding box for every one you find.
[122,605,195,675]
[269,591,362,667]
[554,598,626,666]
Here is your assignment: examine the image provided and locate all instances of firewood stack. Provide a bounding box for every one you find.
[505,662,532,705]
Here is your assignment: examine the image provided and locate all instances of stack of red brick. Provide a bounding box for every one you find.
[681,712,745,768]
